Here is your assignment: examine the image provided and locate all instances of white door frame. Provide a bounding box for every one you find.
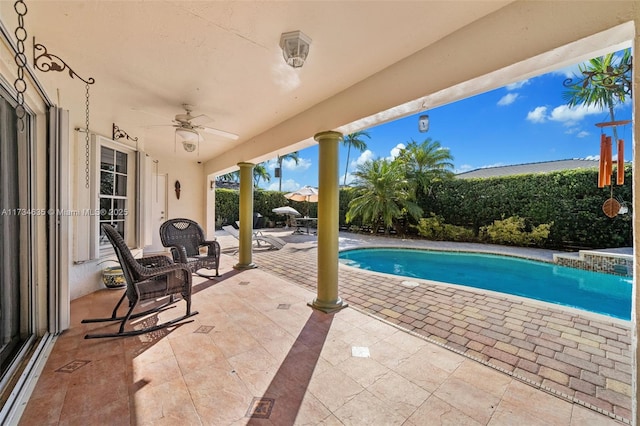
[146,172,168,253]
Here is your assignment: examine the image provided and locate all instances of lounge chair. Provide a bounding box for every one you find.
[82,224,197,338]
[222,225,286,250]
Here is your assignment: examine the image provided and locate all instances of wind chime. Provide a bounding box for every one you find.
[597,120,631,218]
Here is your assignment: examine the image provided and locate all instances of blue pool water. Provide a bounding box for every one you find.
[339,248,632,320]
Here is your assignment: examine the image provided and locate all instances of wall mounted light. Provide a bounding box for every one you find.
[418,114,429,133]
[279,30,312,68]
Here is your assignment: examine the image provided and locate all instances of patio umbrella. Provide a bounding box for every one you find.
[284,186,319,216]
[284,186,319,203]
[272,206,301,216]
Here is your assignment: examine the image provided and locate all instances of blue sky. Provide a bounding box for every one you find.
[261,51,632,191]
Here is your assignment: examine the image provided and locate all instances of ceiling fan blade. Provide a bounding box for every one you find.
[189,113,213,126]
[144,124,176,128]
[201,126,239,140]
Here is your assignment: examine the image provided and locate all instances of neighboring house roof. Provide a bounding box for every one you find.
[456,159,600,179]
[216,180,240,190]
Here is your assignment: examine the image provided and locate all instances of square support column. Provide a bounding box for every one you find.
[309,131,348,313]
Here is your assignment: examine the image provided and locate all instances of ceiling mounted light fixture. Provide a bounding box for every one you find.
[279,30,311,68]
[175,127,200,153]
[175,127,199,142]
[182,141,197,152]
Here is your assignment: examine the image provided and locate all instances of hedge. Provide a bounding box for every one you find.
[424,167,632,249]
[214,189,317,227]
[215,167,632,249]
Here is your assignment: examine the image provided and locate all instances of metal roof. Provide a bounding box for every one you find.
[456,159,600,179]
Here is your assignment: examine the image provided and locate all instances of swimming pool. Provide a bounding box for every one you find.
[339,248,632,320]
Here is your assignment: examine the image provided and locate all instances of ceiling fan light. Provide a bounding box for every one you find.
[182,141,197,152]
[279,30,311,68]
[175,127,199,142]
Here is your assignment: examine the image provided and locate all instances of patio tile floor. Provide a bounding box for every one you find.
[236,230,632,423]
[18,230,629,425]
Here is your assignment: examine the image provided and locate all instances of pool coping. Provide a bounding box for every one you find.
[337,255,631,326]
[337,245,632,323]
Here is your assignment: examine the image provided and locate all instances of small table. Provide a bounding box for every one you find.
[294,217,317,235]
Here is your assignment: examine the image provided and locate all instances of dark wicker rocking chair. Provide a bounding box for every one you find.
[159,218,221,277]
[82,224,198,339]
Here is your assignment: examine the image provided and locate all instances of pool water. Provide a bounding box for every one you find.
[339,248,632,320]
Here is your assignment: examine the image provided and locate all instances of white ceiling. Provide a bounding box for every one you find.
[9,0,513,162]
[2,1,634,172]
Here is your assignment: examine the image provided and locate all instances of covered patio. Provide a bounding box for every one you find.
[0,1,638,425]
[19,246,625,425]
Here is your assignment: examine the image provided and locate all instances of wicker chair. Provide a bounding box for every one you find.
[82,224,197,339]
[159,218,221,277]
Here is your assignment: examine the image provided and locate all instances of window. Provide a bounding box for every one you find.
[89,136,138,253]
[74,135,141,261]
[99,146,129,241]
[73,134,144,263]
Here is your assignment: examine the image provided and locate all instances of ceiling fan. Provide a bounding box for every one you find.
[171,104,239,152]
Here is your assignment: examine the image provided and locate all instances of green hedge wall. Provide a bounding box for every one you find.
[424,167,632,249]
[215,167,632,249]
[214,189,318,227]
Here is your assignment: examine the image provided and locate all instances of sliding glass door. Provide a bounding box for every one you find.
[0,89,33,385]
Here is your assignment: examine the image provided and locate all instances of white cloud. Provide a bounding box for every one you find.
[584,155,600,161]
[386,143,405,161]
[527,103,603,125]
[576,131,590,138]
[497,93,519,106]
[526,106,548,123]
[551,64,582,79]
[267,179,299,192]
[282,157,312,171]
[505,79,529,90]
[353,149,375,166]
[265,159,278,170]
[548,104,602,124]
[480,162,505,169]
[340,172,355,185]
[455,164,473,174]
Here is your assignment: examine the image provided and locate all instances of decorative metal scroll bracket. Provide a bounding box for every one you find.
[562,61,632,97]
[33,37,95,85]
[33,37,96,188]
[113,123,138,142]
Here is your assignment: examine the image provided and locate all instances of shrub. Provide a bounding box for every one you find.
[480,216,552,246]
[415,214,475,242]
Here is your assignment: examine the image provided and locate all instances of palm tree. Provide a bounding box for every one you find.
[218,171,240,182]
[253,163,271,187]
[396,138,454,195]
[341,131,371,186]
[346,158,422,234]
[276,152,299,191]
[562,49,632,142]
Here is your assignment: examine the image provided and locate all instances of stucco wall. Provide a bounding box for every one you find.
[151,152,206,225]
